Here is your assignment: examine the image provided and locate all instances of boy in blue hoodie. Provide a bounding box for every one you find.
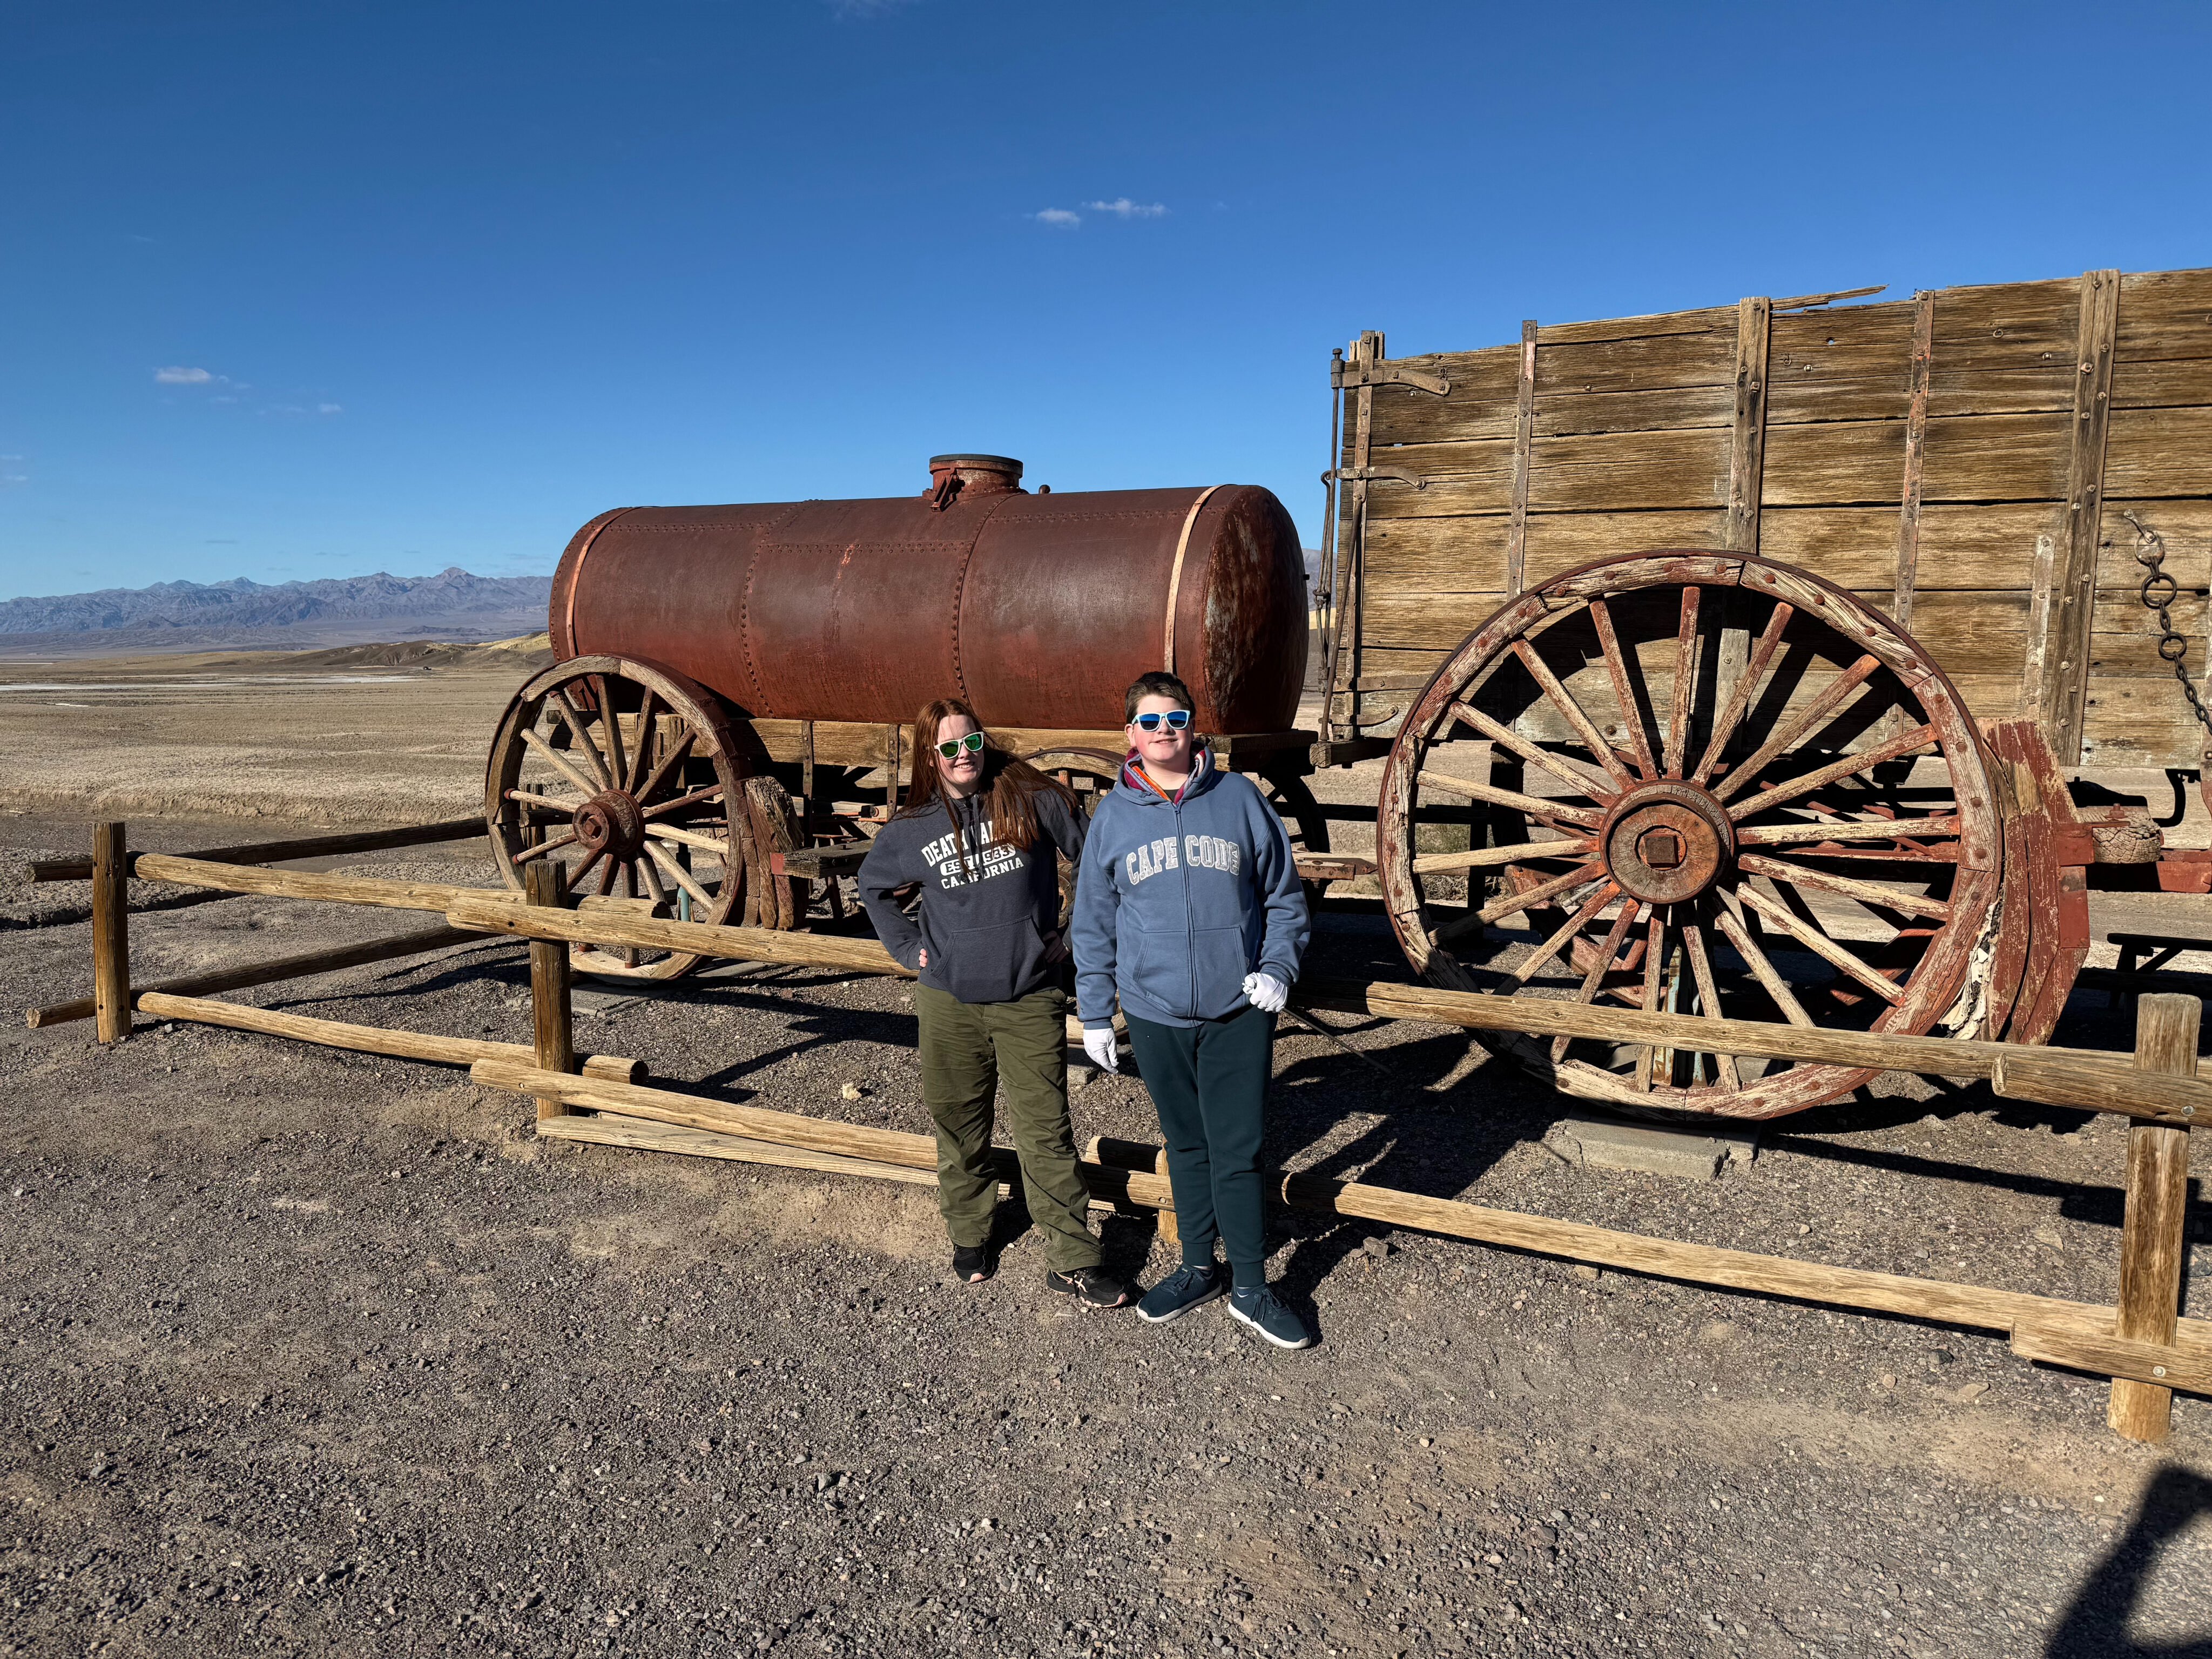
[1071,671,1314,1348]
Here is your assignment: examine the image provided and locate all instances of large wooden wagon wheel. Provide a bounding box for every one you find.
[485,654,750,980]
[1374,552,2002,1119]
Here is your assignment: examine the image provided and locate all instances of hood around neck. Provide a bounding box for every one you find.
[1115,744,1217,807]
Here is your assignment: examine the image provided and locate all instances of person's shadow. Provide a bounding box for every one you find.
[2047,1465,2212,1656]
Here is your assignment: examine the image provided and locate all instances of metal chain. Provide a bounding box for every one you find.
[2127,509,2212,736]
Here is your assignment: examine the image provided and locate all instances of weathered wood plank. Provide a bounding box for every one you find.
[2110,996,2197,1440]
[1928,276,2082,369]
[1506,320,1537,597]
[1725,296,1772,552]
[1762,503,2061,591]
[2044,271,2123,763]
[1892,291,1936,633]
[2117,267,2212,362]
[1764,413,2073,506]
[2105,406,2212,497]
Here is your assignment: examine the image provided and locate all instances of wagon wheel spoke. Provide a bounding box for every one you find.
[1513,883,1621,984]
[1477,860,1607,926]
[594,852,618,896]
[591,674,629,793]
[1411,837,1590,875]
[1735,851,1951,921]
[1710,903,1816,1028]
[506,787,586,814]
[1509,640,1635,788]
[548,688,613,791]
[1417,767,1602,831]
[1451,699,1620,805]
[1586,597,1659,781]
[1678,917,1742,1091]
[646,841,712,908]
[628,690,660,792]
[1733,813,1960,848]
[1694,602,1793,785]
[630,730,698,809]
[1734,882,1907,1004]
[571,847,607,892]
[1551,898,1642,1062]
[1664,585,1700,778]
[1727,724,1937,823]
[512,833,580,864]
[1709,654,1881,803]
[1634,911,1667,1090]
[630,845,671,907]
[642,780,726,822]
[522,727,604,801]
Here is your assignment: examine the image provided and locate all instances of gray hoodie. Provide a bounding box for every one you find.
[857,784,1088,1006]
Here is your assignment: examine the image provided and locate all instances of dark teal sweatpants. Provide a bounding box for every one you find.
[1125,1003,1275,1286]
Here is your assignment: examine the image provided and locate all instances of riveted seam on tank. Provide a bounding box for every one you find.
[950,492,1023,709]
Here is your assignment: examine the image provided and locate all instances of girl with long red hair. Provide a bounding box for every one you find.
[857,697,1131,1307]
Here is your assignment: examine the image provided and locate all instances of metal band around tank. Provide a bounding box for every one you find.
[561,507,639,657]
[1163,485,1224,675]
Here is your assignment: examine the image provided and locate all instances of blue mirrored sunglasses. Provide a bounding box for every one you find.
[1132,709,1191,732]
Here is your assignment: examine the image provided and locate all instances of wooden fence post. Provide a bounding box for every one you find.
[524,860,575,1120]
[92,822,131,1043]
[2111,993,2198,1441]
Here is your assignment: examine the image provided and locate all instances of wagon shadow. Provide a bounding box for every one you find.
[1263,1020,1560,1311]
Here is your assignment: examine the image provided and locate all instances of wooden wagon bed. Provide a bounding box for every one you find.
[1323,266,2212,771]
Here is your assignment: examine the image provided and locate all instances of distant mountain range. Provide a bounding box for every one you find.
[0,567,554,656]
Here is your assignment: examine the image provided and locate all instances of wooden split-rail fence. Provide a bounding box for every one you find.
[25,817,2212,1444]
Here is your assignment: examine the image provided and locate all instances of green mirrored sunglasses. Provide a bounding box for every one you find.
[934,731,986,759]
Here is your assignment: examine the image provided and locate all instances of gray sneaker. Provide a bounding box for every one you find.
[1227,1285,1314,1350]
[1137,1263,1224,1324]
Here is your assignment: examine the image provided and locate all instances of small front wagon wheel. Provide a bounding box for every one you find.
[484,654,750,980]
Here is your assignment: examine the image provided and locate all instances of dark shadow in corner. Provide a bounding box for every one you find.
[2047,1464,2212,1657]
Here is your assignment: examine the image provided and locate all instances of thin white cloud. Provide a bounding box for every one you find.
[155,366,215,384]
[1031,208,1081,228]
[1084,198,1167,219]
[318,403,342,415]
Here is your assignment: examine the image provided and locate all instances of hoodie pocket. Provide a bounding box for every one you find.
[942,917,1051,1006]
[1189,923,1254,1020]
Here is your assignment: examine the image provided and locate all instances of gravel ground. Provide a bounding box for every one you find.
[8,825,2212,1658]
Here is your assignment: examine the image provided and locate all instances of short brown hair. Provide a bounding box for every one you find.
[1124,671,1194,725]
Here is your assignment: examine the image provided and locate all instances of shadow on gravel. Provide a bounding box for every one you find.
[2047,1464,2212,1657]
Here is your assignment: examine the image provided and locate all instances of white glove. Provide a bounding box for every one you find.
[1242,972,1288,1014]
[1082,1026,1120,1073]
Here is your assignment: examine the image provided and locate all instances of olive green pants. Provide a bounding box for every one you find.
[915,982,1101,1274]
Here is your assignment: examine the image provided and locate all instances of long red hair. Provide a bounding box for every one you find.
[900,698,1077,866]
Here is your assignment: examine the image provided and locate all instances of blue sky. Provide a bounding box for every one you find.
[3,0,2208,599]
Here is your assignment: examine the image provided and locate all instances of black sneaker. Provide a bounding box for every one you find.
[1137,1263,1224,1324]
[1046,1266,1132,1309]
[952,1244,993,1284]
[1227,1285,1314,1350]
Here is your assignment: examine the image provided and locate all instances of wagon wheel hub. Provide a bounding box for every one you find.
[1599,782,1734,907]
[572,790,646,860]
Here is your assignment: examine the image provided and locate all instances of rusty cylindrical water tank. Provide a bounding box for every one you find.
[547,456,1309,734]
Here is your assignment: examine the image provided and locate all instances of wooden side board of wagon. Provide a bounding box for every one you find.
[1320,266,2212,774]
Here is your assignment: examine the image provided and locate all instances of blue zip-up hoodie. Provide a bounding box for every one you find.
[1071,748,1310,1029]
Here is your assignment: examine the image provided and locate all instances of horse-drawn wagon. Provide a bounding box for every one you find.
[1322,265,2212,1116]
[481,265,2212,1123]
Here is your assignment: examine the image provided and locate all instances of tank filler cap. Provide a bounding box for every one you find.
[926,454,1024,503]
